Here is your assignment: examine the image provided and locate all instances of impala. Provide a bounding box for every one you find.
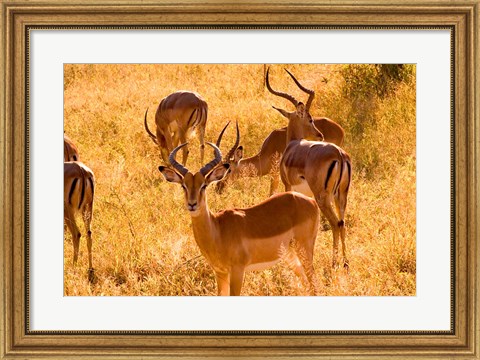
[266,67,352,269]
[64,161,95,281]
[159,142,320,296]
[144,90,208,165]
[215,105,343,194]
[64,134,80,161]
[217,117,345,195]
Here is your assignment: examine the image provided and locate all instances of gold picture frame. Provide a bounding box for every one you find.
[1,0,479,358]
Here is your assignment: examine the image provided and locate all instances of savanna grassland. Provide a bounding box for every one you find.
[64,64,416,296]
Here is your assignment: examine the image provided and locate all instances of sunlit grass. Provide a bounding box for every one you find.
[64,64,415,296]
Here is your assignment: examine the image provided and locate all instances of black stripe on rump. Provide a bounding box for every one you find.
[187,108,199,128]
[345,161,352,193]
[88,177,95,198]
[203,107,208,123]
[68,178,78,206]
[78,176,85,210]
[324,160,338,190]
[333,157,344,196]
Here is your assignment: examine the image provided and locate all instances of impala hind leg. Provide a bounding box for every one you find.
[315,193,342,269]
[335,181,350,269]
[157,133,170,164]
[65,208,81,265]
[83,206,95,282]
[339,225,348,270]
[178,131,190,165]
[332,195,349,269]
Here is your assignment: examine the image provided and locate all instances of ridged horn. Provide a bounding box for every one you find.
[284,68,315,111]
[216,121,231,147]
[265,67,299,107]
[225,121,240,161]
[200,143,223,176]
[144,108,158,145]
[168,143,189,176]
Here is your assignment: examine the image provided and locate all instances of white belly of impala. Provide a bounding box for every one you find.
[245,259,281,272]
[243,232,293,272]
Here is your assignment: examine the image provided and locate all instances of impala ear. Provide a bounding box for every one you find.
[233,146,243,162]
[296,102,307,117]
[158,166,183,184]
[205,164,230,185]
[272,106,290,119]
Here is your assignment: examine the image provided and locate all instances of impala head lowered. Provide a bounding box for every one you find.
[266,67,324,143]
[159,142,230,215]
[144,91,208,166]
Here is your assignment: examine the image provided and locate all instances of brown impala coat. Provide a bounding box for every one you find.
[159,142,320,296]
[64,161,95,277]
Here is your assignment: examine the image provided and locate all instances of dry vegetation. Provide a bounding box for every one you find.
[64,64,416,296]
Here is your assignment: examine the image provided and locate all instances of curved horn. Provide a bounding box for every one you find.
[168,143,189,176]
[284,68,315,111]
[265,67,299,107]
[200,142,223,176]
[215,121,231,147]
[144,108,158,145]
[225,121,240,161]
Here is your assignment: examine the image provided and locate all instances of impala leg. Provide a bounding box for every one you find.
[215,271,230,296]
[336,184,349,269]
[315,193,341,269]
[334,194,348,269]
[285,249,316,295]
[158,137,170,163]
[229,267,245,296]
[65,210,81,265]
[177,131,189,165]
[330,225,341,270]
[156,129,172,164]
[296,234,318,296]
[302,261,318,296]
[339,224,348,269]
[285,250,308,290]
[83,206,94,272]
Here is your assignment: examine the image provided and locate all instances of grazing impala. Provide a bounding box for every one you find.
[215,111,343,194]
[144,91,208,165]
[266,67,352,269]
[64,161,95,281]
[159,142,320,296]
[64,134,80,161]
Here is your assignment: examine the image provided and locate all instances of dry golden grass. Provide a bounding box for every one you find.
[64,64,416,296]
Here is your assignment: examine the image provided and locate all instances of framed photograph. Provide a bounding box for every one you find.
[1,0,478,358]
